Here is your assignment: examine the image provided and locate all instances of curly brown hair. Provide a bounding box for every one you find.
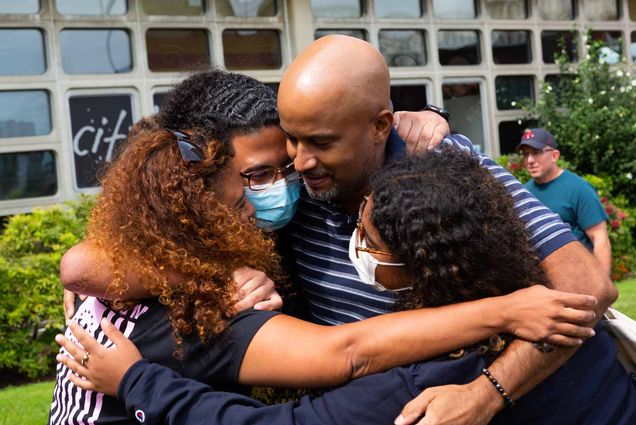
[370,148,548,309]
[87,126,281,352]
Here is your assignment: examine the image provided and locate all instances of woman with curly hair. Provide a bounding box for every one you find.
[54,148,633,425]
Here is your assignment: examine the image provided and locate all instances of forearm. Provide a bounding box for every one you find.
[591,236,612,278]
[240,296,515,387]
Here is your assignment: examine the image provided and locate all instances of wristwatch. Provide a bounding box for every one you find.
[421,104,451,123]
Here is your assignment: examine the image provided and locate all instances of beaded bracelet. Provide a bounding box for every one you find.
[482,368,515,408]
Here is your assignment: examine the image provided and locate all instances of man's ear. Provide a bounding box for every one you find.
[553,149,561,162]
[373,109,393,145]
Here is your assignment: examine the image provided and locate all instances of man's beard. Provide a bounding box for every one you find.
[305,182,341,203]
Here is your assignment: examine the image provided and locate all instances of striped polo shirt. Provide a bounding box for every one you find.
[283,130,576,325]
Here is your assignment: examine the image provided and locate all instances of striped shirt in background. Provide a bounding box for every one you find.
[283,131,576,326]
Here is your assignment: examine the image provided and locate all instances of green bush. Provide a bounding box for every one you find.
[0,195,94,379]
[522,34,636,204]
[496,155,636,281]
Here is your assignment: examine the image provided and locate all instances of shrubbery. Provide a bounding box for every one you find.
[497,155,636,281]
[0,195,94,379]
[523,35,636,205]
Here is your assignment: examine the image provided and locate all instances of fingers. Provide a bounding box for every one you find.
[557,306,596,324]
[550,322,595,341]
[56,353,96,391]
[100,318,128,347]
[68,322,100,353]
[232,266,252,290]
[68,372,97,392]
[233,285,275,313]
[254,291,283,311]
[395,390,435,425]
[559,292,598,310]
[64,289,76,323]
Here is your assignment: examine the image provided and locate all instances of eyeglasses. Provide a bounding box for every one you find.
[520,148,555,159]
[355,196,400,259]
[173,130,204,165]
[240,162,302,191]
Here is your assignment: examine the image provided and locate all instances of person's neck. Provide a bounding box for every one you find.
[535,167,563,185]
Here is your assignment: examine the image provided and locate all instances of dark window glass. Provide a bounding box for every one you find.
[141,0,204,15]
[0,151,57,200]
[582,0,618,20]
[0,29,46,75]
[146,29,209,72]
[0,90,51,137]
[69,94,134,188]
[56,0,127,15]
[442,82,484,151]
[0,0,39,13]
[438,30,480,65]
[632,32,636,62]
[61,29,132,74]
[492,30,531,64]
[314,29,367,40]
[591,31,622,64]
[541,30,578,63]
[216,0,276,17]
[432,0,476,19]
[544,74,575,106]
[310,0,361,18]
[264,82,279,93]
[222,30,281,70]
[379,30,426,67]
[485,0,527,19]
[537,0,575,20]
[375,0,421,18]
[631,0,636,20]
[153,91,171,113]
[495,75,534,110]
[391,84,428,112]
[498,119,538,154]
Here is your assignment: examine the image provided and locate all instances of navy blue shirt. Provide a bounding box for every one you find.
[119,324,636,425]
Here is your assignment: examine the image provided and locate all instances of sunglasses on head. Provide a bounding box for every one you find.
[172,130,204,165]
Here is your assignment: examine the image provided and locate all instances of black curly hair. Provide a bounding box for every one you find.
[158,68,279,148]
[370,148,548,311]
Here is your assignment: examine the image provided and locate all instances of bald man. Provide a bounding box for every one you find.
[277,35,616,424]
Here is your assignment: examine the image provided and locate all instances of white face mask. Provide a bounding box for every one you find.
[348,227,411,293]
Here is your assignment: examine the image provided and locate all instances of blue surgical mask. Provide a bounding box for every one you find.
[245,175,302,231]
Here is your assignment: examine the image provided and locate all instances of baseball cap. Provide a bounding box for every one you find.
[518,128,557,150]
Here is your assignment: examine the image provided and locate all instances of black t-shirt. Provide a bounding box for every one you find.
[48,297,279,425]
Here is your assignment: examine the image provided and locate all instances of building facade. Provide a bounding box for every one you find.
[1,0,634,215]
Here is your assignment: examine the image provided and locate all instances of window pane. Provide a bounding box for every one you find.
[56,0,127,15]
[537,0,574,20]
[432,0,476,19]
[0,151,57,200]
[0,90,50,137]
[216,0,276,17]
[146,29,210,72]
[492,30,531,64]
[315,29,367,40]
[375,0,421,18]
[69,94,134,188]
[498,119,537,154]
[379,30,426,67]
[391,84,428,112]
[0,0,39,14]
[632,32,636,62]
[222,30,281,70]
[438,30,480,65]
[495,75,534,110]
[485,0,527,19]
[61,29,132,74]
[142,0,203,15]
[541,30,578,63]
[310,0,361,18]
[0,29,46,75]
[582,0,618,20]
[592,31,622,64]
[442,82,484,151]
[631,0,636,20]
[153,92,169,113]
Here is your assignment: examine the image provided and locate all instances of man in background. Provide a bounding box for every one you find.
[519,128,611,276]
